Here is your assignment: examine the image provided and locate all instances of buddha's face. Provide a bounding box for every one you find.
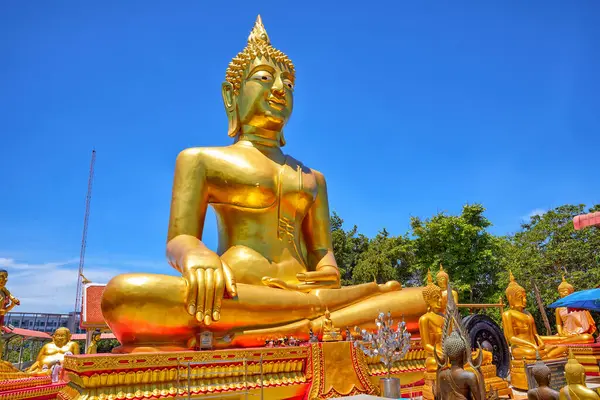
[437,276,448,289]
[236,56,294,132]
[428,293,443,312]
[559,287,574,298]
[53,330,70,347]
[510,290,527,309]
[0,273,6,289]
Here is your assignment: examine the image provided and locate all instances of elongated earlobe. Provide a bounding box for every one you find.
[222,82,239,138]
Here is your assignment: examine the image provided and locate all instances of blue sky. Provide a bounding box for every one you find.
[1,1,599,313]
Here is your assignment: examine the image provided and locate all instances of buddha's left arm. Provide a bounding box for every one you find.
[70,341,81,355]
[298,170,340,288]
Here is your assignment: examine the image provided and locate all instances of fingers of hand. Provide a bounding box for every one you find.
[222,261,237,297]
[196,269,206,323]
[185,269,198,316]
[204,269,215,325]
[262,277,290,290]
[213,269,225,321]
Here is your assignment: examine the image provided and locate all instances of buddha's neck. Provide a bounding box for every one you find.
[239,125,281,148]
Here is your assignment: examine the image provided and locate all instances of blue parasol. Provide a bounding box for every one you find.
[548,288,600,312]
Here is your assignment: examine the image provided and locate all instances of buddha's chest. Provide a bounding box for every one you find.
[208,156,318,213]
[513,314,533,333]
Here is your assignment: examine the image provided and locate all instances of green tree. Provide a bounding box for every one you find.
[352,229,415,284]
[501,204,600,332]
[410,204,504,303]
[330,212,369,285]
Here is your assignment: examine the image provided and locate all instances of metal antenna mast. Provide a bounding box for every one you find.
[74,149,96,325]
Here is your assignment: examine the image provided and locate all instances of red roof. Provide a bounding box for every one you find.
[2,326,51,339]
[574,212,600,230]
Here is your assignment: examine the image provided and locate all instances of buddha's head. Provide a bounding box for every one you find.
[0,269,7,289]
[505,271,527,310]
[565,350,586,385]
[532,352,552,387]
[223,15,295,146]
[443,331,466,365]
[558,275,575,298]
[422,270,443,312]
[52,327,71,347]
[436,264,449,289]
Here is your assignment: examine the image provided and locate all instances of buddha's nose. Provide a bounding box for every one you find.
[271,78,285,96]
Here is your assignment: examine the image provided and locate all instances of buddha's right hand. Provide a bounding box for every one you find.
[181,250,237,325]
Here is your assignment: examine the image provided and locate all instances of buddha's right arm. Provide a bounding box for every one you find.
[166,148,212,274]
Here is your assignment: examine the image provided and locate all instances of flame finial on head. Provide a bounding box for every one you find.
[558,275,574,293]
[248,15,270,46]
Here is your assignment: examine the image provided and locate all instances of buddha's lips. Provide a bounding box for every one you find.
[268,97,286,107]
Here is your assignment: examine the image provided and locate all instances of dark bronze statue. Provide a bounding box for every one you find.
[527,355,559,400]
[434,282,488,400]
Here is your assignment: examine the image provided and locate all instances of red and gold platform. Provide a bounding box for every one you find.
[57,341,426,400]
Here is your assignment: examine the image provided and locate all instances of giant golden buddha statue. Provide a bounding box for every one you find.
[542,276,596,345]
[501,272,567,360]
[101,15,427,352]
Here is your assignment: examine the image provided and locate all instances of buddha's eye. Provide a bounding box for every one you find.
[250,71,273,83]
[283,79,294,90]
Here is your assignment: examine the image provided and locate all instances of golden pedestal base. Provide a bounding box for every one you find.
[57,341,427,400]
[423,363,511,400]
[564,344,600,375]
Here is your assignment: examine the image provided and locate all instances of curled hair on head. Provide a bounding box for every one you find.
[505,271,526,302]
[422,270,442,306]
[225,15,296,96]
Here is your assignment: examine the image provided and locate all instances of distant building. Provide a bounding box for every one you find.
[5,311,85,334]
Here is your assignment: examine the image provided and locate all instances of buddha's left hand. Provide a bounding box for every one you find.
[262,266,340,292]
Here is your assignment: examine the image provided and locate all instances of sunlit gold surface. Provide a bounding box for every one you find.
[100,14,426,351]
[559,351,600,400]
[542,276,596,345]
[27,328,80,373]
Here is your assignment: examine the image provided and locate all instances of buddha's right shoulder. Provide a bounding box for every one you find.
[176,146,234,163]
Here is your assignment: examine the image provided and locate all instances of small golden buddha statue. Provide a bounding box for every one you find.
[86,330,101,354]
[321,309,341,342]
[527,354,559,400]
[436,264,459,312]
[501,272,567,360]
[0,269,20,328]
[543,277,595,345]
[27,328,80,373]
[419,271,445,372]
[559,351,600,400]
[100,15,427,352]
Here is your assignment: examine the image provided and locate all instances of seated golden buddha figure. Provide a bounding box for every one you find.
[27,327,80,373]
[559,351,600,400]
[101,15,427,352]
[419,271,446,372]
[419,272,491,373]
[436,264,458,313]
[542,276,596,345]
[501,272,567,361]
[321,309,341,342]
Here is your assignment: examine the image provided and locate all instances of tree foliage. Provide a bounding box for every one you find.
[329,203,600,331]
